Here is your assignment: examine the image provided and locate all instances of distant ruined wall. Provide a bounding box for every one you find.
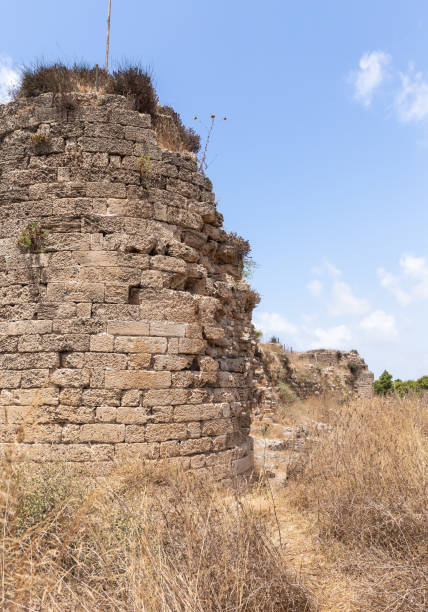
[252,345,374,419]
[0,93,257,479]
[302,349,374,399]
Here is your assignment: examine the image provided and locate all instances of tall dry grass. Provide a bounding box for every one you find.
[0,460,313,611]
[289,394,428,611]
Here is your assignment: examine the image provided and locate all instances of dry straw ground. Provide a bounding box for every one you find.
[0,460,312,611]
[0,393,426,611]
[279,393,428,611]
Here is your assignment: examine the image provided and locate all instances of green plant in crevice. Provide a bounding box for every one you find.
[243,257,257,280]
[17,222,49,253]
[254,329,263,340]
[31,132,49,151]
[137,154,152,189]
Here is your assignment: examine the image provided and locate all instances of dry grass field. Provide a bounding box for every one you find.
[0,460,311,611]
[262,393,428,611]
[0,393,426,611]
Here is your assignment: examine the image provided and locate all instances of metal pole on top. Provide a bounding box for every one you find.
[105,0,112,73]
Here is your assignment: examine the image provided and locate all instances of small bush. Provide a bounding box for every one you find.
[111,65,158,115]
[277,381,297,405]
[226,232,251,259]
[31,132,48,149]
[137,154,152,189]
[17,222,49,253]
[155,105,200,153]
[347,361,361,376]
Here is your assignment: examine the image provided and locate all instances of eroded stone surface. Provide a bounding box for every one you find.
[0,93,257,479]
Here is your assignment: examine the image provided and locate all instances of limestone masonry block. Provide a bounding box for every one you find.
[80,424,125,443]
[105,370,171,390]
[90,334,114,352]
[150,322,187,337]
[114,336,167,354]
[107,321,150,336]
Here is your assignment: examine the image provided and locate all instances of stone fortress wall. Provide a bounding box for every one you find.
[0,93,257,478]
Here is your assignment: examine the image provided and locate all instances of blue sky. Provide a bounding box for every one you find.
[1,0,428,378]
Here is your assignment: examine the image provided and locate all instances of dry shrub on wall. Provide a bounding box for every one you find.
[291,394,428,611]
[1,461,313,611]
[14,63,200,153]
[155,105,201,153]
[111,65,158,115]
[17,62,113,100]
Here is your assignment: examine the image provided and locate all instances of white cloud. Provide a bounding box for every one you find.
[395,69,428,122]
[310,260,370,316]
[360,310,398,340]
[312,259,342,278]
[254,310,353,351]
[350,51,391,107]
[309,325,352,349]
[378,267,412,306]
[0,56,20,103]
[378,254,428,305]
[253,312,298,338]
[328,280,370,316]
[307,279,323,297]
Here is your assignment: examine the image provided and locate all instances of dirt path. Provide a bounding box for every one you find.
[248,486,361,611]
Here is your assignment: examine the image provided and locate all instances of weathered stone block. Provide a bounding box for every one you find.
[79,138,133,156]
[143,388,188,406]
[201,419,234,436]
[79,424,125,443]
[96,406,117,422]
[107,321,150,336]
[150,322,187,337]
[121,390,141,406]
[153,355,193,371]
[115,442,159,461]
[46,282,105,303]
[180,437,212,455]
[110,109,151,128]
[173,403,224,422]
[117,407,149,424]
[0,388,58,406]
[145,423,187,442]
[160,440,181,458]
[0,320,52,336]
[114,336,167,354]
[124,425,146,442]
[105,370,171,390]
[51,369,91,388]
[128,353,152,369]
[90,333,114,352]
[0,371,21,389]
[86,181,127,198]
[178,338,206,354]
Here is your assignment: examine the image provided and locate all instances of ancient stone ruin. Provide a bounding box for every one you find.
[0,93,257,478]
[253,344,374,420]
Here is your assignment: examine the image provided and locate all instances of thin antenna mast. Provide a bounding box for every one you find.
[105,0,112,73]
